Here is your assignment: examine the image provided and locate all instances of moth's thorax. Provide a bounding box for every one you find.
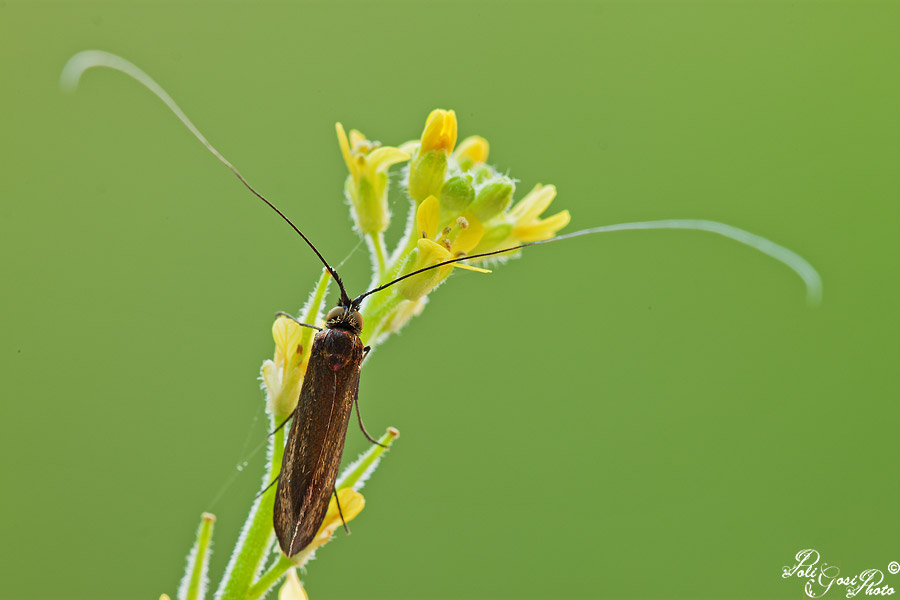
[314,327,364,372]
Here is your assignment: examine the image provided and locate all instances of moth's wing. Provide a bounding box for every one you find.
[273,401,307,556]
[273,329,363,556]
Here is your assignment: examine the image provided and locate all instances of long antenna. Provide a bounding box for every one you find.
[60,50,353,307]
[353,219,823,307]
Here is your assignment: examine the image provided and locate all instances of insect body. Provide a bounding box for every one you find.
[274,308,366,556]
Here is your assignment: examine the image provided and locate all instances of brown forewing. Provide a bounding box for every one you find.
[273,327,364,556]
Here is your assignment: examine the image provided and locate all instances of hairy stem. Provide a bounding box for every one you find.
[246,555,295,600]
[215,424,285,600]
[179,513,216,600]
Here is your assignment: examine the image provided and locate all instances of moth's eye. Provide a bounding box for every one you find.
[326,306,345,322]
[351,310,364,331]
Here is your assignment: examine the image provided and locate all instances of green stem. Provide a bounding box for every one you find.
[182,512,216,600]
[368,232,388,277]
[337,427,400,490]
[215,423,285,600]
[246,555,295,600]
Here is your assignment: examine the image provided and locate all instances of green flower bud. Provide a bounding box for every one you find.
[408,149,448,203]
[469,178,514,222]
[471,165,496,185]
[438,175,475,223]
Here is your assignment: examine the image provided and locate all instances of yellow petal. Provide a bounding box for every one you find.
[160,595,171,600]
[306,488,365,551]
[420,109,457,153]
[513,209,571,242]
[335,122,354,177]
[348,128,367,149]
[279,569,308,600]
[454,135,489,164]
[416,195,441,239]
[261,359,278,396]
[272,316,304,368]
[453,263,491,273]
[366,146,410,174]
[398,139,419,155]
[417,237,452,264]
[451,214,485,254]
[508,184,557,223]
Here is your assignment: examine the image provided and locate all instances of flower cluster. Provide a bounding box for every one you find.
[335,109,570,347]
[261,109,571,417]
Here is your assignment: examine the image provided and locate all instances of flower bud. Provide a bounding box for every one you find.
[453,135,489,170]
[438,175,475,223]
[420,109,457,154]
[395,238,453,301]
[469,178,514,222]
[408,149,447,203]
[408,109,457,203]
[336,123,409,234]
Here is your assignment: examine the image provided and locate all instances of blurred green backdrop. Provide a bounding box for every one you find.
[2,2,899,599]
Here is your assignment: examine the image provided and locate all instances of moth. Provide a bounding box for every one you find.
[61,51,821,558]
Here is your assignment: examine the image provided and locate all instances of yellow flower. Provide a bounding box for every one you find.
[509,184,570,242]
[336,123,409,234]
[279,569,308,600]
[420,109,457,153]
[408,109,457,202]
[471,184,570,255]
[453,135,489,170]
[261,316,306,418]
[397,196,490,301]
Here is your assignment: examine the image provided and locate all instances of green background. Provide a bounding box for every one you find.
[2,2,898,599]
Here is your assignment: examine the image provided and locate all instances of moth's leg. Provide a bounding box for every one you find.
[268,415,292,437]
[274,311,322,331]
[255,473,281,499]
[333,484,351,534]
[354,391,388,448]
[362,346,371,364]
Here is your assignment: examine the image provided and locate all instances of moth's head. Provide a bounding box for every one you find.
[325,305,363,335]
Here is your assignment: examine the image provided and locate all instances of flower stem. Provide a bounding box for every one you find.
[246,555,295,600]
[215,423,285,600]
[368,232,388,277]
[180,512,216,600]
